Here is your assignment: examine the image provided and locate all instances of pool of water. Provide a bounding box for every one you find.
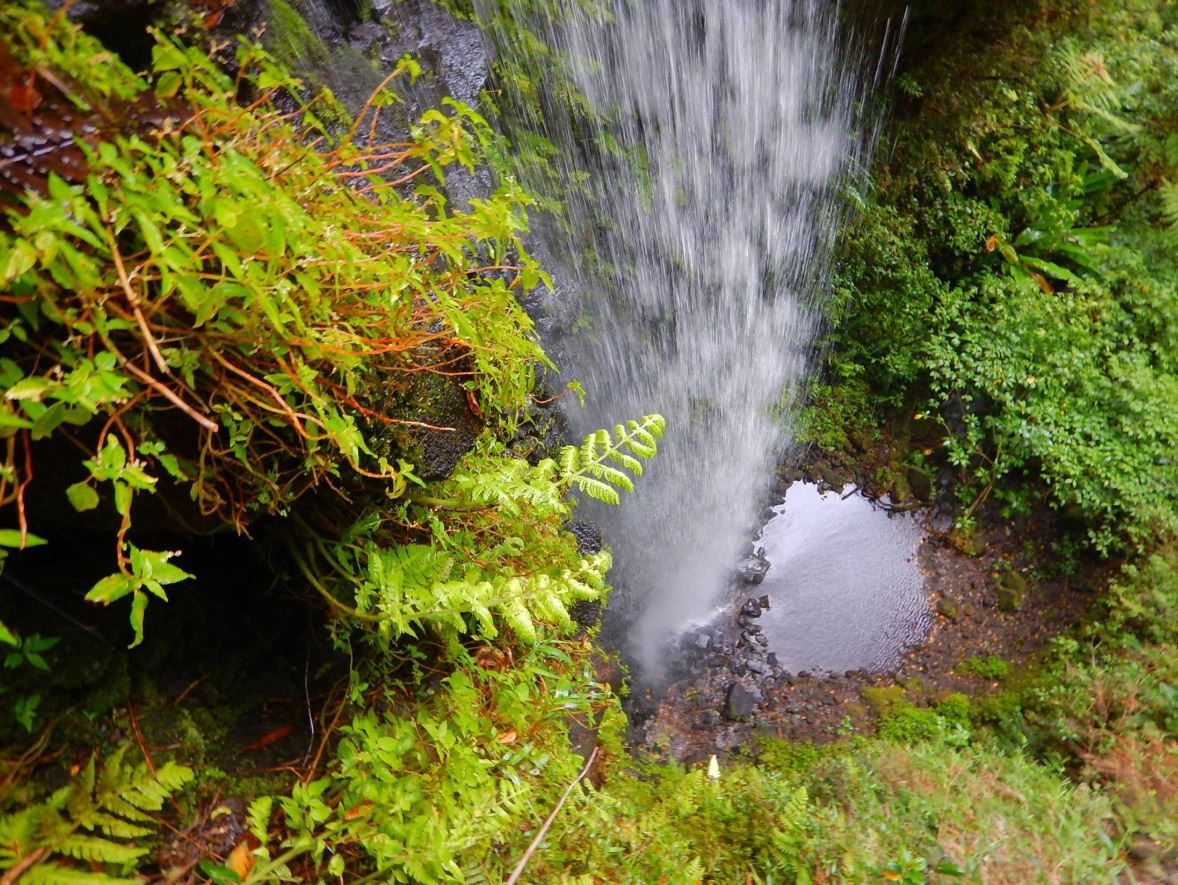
[754,482,931,674]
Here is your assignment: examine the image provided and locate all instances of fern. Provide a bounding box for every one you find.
[0,746,193,883]
[558,414,666,505]
[1161,179,1178,242]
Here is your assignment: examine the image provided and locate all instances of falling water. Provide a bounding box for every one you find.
[479,1,882,677]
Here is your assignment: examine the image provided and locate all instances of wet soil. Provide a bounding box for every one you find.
[631,458,1102,762]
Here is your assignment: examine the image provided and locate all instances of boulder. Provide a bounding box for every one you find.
[724,683,761,721]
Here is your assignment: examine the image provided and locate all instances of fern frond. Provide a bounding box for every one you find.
[558,414,664,506]
[20,862,139,884]
[57,836,144,865]
[570,475,621,505]
[1160,180,1178,239]
[82,812,152,840]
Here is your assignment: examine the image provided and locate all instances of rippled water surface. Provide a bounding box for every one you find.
[756,482,931,673]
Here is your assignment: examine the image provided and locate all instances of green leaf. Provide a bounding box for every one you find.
[0,529,47,548]
[85,573,136,605]
[128,590,148,649]
[5,376,52,401]
[66,482,100,512]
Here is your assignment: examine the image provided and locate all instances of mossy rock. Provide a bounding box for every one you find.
[996,570,1026,612]
[948,527,986,556]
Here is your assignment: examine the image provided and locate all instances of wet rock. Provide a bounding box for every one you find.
[754,634,768,647]
[996,570,1026,612]
[906,467,933,502]
[740,598,763,618]
[738,554,770,585]
[936,597,959,621]
[691,632,713,652]
[568,522,603,555]
[758,594,771,609]
[744,623,763,635]
[724,683,761,721]
[746,659,766,675]
[766,653,778,668]
[948,527,987,557]
[931,510,954,534]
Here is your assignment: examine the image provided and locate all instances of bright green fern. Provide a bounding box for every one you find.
[558,414,666,505]
[0,746,193,883]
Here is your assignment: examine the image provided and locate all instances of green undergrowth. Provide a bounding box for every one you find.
[812,0,1178,553]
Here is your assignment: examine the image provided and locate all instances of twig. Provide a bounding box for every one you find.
[120,359,219,433]
[0,847,49,885]
[126,702,157,778]
[109,236,171,377]
[505,746,599,885]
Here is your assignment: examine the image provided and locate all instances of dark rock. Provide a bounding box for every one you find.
[744,623,763,635]
[738,556,770,585]
[568,522,603,555]
[936,597,959,621]
[996,570,1026,612]
[724,683,761,721]
[754,634,768,647]
[906,467,933,502]
[767,653,778,668]
[740,598,763,618]
[746,659,766,675]
[758,594,771,609]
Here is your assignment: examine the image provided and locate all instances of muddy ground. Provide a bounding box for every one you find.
[629,457,1103,762]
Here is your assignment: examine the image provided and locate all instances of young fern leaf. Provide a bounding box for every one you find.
[559,414,665,506]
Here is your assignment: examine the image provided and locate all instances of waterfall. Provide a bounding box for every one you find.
[478,0,880,678]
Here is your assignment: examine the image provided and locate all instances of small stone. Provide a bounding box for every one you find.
[747,659,766,674]
[692,632,713,651]
[745,622,763,635]
[766,653,778,668]
[758,594,771,609]
[738,557,771,585]
[741,598,763,618]
[936,598,959,621]
[754,634,768,647]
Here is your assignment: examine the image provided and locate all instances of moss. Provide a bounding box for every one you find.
[265,0,330,73]
[862,684,907,715]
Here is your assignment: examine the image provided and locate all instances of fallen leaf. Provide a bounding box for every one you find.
[344,800,373,821]
[227,841,253,879]
[238,725,293,754]
[495,729,517,744]
[8,75,42,113]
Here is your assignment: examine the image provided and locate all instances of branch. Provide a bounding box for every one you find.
[505,746,599,885]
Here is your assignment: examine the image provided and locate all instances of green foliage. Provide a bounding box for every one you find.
[0,746,193,882]
[960,654,1011,680]
[0,6,551,640]
[293,414,661,646]
[260,641,612,882]
[823,0,1178,551]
